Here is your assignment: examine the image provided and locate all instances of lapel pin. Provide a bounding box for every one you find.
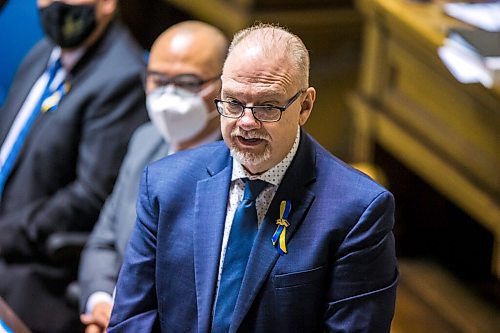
[272,200,291,255]
[41,82,70,113]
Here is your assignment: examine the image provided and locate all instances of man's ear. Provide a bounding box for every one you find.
[299,87,316,126]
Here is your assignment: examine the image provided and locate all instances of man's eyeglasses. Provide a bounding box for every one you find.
[145,71,220,93]
[214,89,306,123]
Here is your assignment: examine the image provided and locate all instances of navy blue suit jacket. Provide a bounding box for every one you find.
[109,130,398,332]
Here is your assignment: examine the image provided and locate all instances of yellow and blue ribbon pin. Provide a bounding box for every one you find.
[41,82,70,113]
[272,200,291,255]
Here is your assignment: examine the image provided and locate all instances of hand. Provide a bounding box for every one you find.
[80,301,113,333]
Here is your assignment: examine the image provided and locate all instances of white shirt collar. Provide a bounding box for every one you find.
[51,46,86,73]
[231,126,301,186]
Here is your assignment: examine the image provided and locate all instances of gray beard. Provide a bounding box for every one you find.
[229,144,272,169]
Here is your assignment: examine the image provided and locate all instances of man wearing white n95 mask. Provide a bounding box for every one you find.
[146,72,220,148]
[78,21,228,333]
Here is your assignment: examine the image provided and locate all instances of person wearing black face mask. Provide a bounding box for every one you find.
[39,1,98,48]
[0,0,148,332]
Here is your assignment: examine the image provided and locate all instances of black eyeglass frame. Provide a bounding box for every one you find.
[145,70,220,93]
[214,89,306,123]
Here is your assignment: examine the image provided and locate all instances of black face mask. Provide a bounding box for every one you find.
[39,2,97,48]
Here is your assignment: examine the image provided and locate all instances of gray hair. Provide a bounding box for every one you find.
[227,23,310,87]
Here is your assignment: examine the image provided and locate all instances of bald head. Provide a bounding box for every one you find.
[149,21,228,82]
[224,23,310,88]
[145,21,228,151]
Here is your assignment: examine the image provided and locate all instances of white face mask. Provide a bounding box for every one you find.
[146,84,217,144]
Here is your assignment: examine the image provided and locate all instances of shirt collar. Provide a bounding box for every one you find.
[48,48,61,68]
[50,46,86,73]
[231,126,301,186]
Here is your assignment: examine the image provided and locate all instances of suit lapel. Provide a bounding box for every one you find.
[0,45,52,193]
[0,43,51,144]
[193,145,232,333]
[3,24,117,172]
[231,131,317,331]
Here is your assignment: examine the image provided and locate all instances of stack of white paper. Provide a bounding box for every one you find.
[439,40,495,88]
[443,2,500,32]
[440,2,500,87]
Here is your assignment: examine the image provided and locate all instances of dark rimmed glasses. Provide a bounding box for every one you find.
[214,89,306,123]
[145,70,220,93]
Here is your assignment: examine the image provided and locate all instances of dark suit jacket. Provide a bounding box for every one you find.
[78,123,169,312]
[0,21,147,332]
[109,130,398,333]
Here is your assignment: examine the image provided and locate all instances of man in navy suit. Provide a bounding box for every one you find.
[109,23,398,332]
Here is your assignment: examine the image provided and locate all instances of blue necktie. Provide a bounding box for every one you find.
[0,57,65,199]
[212,178,268,333]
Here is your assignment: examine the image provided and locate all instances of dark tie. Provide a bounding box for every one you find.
[211,178,268,333]
[0,57,64,198]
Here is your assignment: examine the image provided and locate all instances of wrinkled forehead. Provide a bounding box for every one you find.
[222,45,296,98]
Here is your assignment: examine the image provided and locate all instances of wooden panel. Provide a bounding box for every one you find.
[394,259,500,333]
[350,95,500,235]
[165,0,250,34]
[354,0,500,277]
[384,40,500,194]
[253,0,352,9]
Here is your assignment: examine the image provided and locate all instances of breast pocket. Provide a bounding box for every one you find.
[272,265,326,333]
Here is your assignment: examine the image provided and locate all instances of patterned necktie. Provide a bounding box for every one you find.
[0,57,66,198]
[211,178,268,333]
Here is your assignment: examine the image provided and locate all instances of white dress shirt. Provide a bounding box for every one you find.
[215,126,301,291]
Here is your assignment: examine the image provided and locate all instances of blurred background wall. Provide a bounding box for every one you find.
[0,0,43,106]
